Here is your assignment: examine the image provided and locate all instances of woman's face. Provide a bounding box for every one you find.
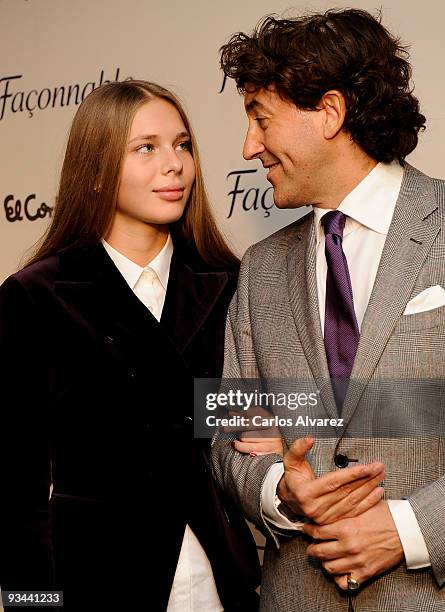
[115,98,196,230]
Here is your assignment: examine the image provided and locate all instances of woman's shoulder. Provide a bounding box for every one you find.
[1,254,61,296]
[173,234,239,274]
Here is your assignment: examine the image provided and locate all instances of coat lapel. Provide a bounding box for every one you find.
[160,248,229,354]
[286,213,339,419]
[54,243,181,363]
[55,240,230,360]
[340,164,440,426]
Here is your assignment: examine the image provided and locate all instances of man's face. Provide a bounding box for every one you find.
[243,85,327,208]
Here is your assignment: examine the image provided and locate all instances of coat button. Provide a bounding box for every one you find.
[334,454,358,468]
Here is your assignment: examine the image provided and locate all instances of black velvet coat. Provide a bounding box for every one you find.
[0,237,260,611]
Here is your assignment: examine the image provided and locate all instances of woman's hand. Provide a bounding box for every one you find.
[220,407,285,457]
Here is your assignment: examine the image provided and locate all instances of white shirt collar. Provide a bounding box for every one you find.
[313,161,404,240]
[101,234,173,290]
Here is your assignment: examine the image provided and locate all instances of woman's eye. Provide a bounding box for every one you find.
[255,117,268,127]
[137,143,154,153]
[177,140,192,152]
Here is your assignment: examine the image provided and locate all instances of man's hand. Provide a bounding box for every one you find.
[277,437,385,524]
[303,500,404,589]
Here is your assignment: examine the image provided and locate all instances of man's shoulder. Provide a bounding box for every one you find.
[403,163,445,228]
[405,163,445,201]
[431,174,445,208]
[248,209,313,257]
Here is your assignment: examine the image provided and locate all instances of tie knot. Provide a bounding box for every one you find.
[322,210,346,238]
[138,268,160,285]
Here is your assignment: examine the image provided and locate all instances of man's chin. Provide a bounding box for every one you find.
[273,194,308,209]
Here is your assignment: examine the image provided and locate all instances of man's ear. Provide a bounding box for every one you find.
[318,90,346,139]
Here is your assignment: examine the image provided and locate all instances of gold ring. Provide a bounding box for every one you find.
[347,574,361,590]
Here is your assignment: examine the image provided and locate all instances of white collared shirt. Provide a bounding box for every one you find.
[261,162,431,570]
[313,160,401,332]
[101,235,223,611]
[102,235,173,319]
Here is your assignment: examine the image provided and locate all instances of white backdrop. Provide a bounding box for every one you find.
[1,0,444,282]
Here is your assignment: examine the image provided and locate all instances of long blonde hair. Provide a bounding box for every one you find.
[25,80,238,269]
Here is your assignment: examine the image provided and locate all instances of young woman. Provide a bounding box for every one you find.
[0,80,263,612]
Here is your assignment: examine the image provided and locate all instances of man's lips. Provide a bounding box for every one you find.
[265,162,279,180]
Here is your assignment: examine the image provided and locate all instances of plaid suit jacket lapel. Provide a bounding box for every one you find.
[286,213,339,420]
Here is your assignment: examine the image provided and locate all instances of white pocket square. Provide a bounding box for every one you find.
[403,285,445,315]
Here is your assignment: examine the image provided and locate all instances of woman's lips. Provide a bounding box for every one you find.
[153,188,185,201]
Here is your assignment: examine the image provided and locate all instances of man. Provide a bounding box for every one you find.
[211,8,445,611]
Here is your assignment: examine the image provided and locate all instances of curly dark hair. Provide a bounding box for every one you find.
[220,8,426,163]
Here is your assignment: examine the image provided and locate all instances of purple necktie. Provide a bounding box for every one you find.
[322,211,360,411]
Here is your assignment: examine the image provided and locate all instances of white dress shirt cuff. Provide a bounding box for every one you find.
[261,462,306,530]
[387,499,431,569]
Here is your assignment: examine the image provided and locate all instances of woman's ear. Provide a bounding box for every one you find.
[93,175,102,193]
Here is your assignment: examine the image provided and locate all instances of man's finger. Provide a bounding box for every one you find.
[322,555,364,590]
[300,468,384,523]
[282,460,384,522]
[334,575,351,591]
[315,479,385,525]
[285,436,314,467]
[303,521,339,541]
[307,539,344,561]
[347,486,385,516]
[321,486,385,524]
[323,556,363,579]
[312,462,384,496]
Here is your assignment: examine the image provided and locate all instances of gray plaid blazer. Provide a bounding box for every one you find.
[211,163,445,611]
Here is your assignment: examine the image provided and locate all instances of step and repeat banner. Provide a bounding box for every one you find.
[1,0,444,282]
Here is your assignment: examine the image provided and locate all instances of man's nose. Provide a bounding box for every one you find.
[243,128,265,160]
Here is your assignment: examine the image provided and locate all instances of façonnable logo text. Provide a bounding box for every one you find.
[226,169,274,218]
[0,68,131,121]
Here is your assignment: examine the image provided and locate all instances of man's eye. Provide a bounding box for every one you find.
[255,117,268,127]
[137,144,154,153]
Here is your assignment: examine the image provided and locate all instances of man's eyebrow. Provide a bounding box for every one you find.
[128,131,190,144]
[244,98,267,114]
